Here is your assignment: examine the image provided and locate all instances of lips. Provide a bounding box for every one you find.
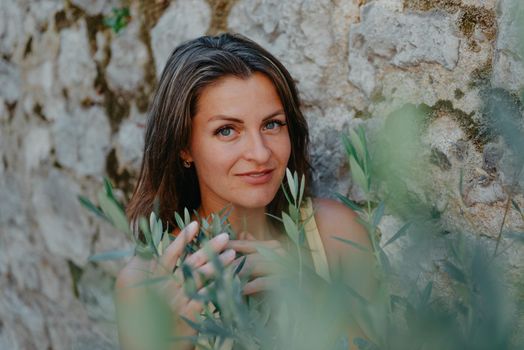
[237,169,273,176]
[236,169,274,185]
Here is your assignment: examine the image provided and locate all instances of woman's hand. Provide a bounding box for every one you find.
[115,222,236,350]
[227,234,286,295]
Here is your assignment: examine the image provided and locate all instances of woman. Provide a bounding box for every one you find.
[116,33,375,349]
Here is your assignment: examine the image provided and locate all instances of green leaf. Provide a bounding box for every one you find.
[211,213,222,236]
[372,201,385,228]
[349,156,368,193]
[298,174,305,207]
[443,261,466,284]
[159,229,170,255]
[135,244,154,260]
[293,171,299,199]
[378,248,391,275]
[97,189,131,236]
[139,217,155,253]
[298,228,305,245]
[288,204,300,222]
[349,128,365,163]
[282,212,299,244]
[88,249,134,262]
[77,195,109,222]
[184,208,191,225]
[281,182,293,206]
[420,281,433,305]
[103,177,114,198]
[341,134,357,160]
[286,168,297,202]
[234,256,247,276]
[331,236,370,252]
[265,213,283,223]
[151,213,163,249]
[174,211,185,231]
[512,199,521,213]
[334,192,363,212]
[383,222,412,247]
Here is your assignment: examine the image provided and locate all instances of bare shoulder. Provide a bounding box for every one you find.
[310,197,371,266]
[311,197,377,295]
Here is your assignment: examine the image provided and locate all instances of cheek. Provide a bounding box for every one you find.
[280,135,292,164]
[194,143,238,175]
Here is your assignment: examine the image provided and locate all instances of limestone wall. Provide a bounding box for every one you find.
[0,0,523,348]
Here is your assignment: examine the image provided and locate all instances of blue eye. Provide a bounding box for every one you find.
[266,121,277,129]
[216,126,233,137]
[265,120,286,130]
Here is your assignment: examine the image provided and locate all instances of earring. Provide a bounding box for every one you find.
[183,160,191,168]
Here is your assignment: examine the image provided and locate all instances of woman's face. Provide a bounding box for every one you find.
[184,72,291,211]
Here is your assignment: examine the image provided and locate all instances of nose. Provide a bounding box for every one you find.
[243,131,271,164]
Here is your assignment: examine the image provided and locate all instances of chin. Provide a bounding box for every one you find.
[234,190,277,210]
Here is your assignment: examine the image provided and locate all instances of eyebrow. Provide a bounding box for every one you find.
[208,109,285,123]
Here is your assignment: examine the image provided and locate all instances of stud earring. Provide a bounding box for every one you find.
[183,160,192,168]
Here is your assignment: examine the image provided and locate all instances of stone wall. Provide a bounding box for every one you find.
[0,0,523,348]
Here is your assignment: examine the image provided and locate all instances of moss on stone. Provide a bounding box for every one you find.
[430,147,452,171]
[136,4,160,113]
[54,1,84,31]
[354,108,372,120]
[403,0,462,13]
[84,14,106,55]
[94,65,131,132]
[404,1,497,51]
[459,6,497,41]
[206,0,239,35]
[67,260,84,298]
[105,148,135,199]
[469,60,493,88]
[138,0,170,30]
[429,99,492,151]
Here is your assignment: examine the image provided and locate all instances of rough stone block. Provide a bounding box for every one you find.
[57,20,97,101]
[348,3,460,96]
[492,0,524,91]
[106,21,149,94]
[32,169,95,265]
[0,59,21,104]
[151,0,211,78]
[52,106,111,176]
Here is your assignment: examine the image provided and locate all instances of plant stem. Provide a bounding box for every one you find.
[493,192,512,257]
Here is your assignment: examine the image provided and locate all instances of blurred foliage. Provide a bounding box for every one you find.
[79,1,524,347]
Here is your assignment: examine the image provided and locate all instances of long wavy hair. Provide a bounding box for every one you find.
[127,33,311,230]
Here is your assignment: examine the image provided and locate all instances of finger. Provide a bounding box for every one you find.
[181,248,236,293]
[158,221,200,273]
[233,254,277,278]
[243,276,277,295]
[227,239,282,254]
[196,249,236,277]
[184,233,230,268]
[180,285,211,324]
[238,231,256,240]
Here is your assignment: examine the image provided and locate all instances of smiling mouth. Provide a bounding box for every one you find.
[237,169,273,176]
[236,169,275,184]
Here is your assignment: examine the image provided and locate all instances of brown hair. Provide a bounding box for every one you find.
[127,33,311,229]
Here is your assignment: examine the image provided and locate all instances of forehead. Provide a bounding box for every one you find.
[194,72,283,120]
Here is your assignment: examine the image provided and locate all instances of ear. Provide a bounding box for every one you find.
[180,149,193,162]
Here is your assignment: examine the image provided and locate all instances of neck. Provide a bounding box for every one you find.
[198,200,277,241]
